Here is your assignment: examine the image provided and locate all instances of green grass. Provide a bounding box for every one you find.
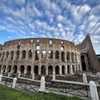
[0,84,84,100]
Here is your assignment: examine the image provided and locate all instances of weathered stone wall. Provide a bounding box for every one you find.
[79,34,100,72]
[0,38,82,75]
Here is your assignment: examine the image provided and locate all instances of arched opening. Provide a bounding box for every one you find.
[42,50,46,59]
[62,65,65,74]
[67,65,70,74]
[2,52,5,60]
[29,50,33,58]
[34,65,38,74]
[11,51,13,60]
[16,51,20,60]
[6,51,9,59]
[27,65,31,74]
[71,52,74,62]
[20,65,24,73]
[55,51,59,59]
[61,52,65,62]
[22,50,26,59]
[7,65,11,72]
[48,50,53,58]
[13,65,17,73]
[48,65,53,75]
[75,53,77,62]
[82,61,86,71]
[67,52,70,61]
[61,46,64,51]
[55,66,59,74]
[3,65,6,72]
[35,51,39,60]
[41,65,46,75]
[81,55,85,60]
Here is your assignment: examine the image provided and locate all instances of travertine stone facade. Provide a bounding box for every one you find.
[79,34,100,72]
[0,38,82,75]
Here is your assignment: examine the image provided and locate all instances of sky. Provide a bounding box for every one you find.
[0,0,100,54]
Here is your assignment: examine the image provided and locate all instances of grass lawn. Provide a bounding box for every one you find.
[0,84,84,100]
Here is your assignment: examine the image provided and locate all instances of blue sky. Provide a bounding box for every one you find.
[0,0,100,54]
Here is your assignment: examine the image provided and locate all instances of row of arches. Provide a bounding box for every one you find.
[0,64,81,75]
[0,50,79,63]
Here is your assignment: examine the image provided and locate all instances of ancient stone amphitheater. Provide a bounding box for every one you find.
[0,38,82,76]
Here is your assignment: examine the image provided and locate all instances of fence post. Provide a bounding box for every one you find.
[83,73,88,84]
[12,77,17,88]
[0,74,2,83]
[38,76,46,92]
[89,81,99,100]
[0,70,3,75]
[32,73,35,80]
[52,72,55,80]
[8,72,10,77]
[18,71,21,77]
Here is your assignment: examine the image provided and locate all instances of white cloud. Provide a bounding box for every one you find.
[71,4,91,21]
[74,33,85,44]
[57,23,62,28]
[0,0,100,54]
[0,25,6,30]
[14,0,26,6]
[90,5,100,15]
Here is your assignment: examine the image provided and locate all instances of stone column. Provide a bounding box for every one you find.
[31,66,33,74]
[64,52,66,63]
[73,53,76,63]
[24,66,27,74]
[5,67,8,73]
[25,50,29,60]
[46,66,48,75]
[53,66,55,74]
[59,52,61,63]
[19,51,22,60]
[53,50,55,62]
[70,52,72,63]
[65,65,67,75]
[70,65,73,74]
[52,71,55,80]
[3,53,6,61]
[38,65,41,75]
[11,66,13,73]
[13,51,16,60]
[59,65,62,75]
[17,66,20,73]
[8,52,11,60]
[39,50,42,61]
[32,51,35,62]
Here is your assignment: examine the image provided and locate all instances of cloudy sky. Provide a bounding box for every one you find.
[0,0,100,54]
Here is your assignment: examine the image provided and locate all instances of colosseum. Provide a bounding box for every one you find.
[0,38,82,76]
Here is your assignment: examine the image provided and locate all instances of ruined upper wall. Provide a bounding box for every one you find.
[3,38,74,46]
[2,38,79,52]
